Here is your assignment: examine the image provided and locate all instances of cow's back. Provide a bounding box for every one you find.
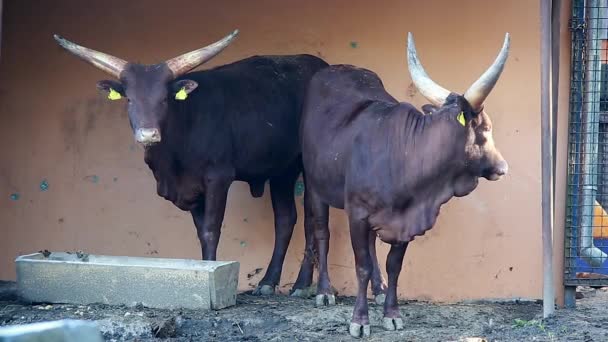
[300,65,398,208]
[169,54,328,181]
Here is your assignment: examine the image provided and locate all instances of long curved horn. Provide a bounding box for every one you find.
[463,33,510,112]
[407,32,451,106]
[53,34,128,78]
[165,29,239,78]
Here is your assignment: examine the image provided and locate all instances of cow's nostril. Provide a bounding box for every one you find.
[496,160,508,176]
[135,128,161,144]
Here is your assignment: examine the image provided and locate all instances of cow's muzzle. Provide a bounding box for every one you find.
[135,128,161,145]
[484,159,508,181]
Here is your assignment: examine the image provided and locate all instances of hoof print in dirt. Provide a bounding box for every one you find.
[252,284,275,296]
[315,294,336,306]
[349,322,370,338]
[152,316,181,338]
[382,317,404,331]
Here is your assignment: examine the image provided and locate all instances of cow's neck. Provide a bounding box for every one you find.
[392,113,477,231]
[375,111,478,242]
[419,112,478,196]
[143,107,197,183]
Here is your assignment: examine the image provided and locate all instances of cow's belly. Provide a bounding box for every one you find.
[301,138,349,209]
[234,147,300,181]
[233,129,301,180]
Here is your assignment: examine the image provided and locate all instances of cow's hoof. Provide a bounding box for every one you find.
[252,284,275,296]
[349,322,371,338]
[374,293,386,305]
[315,293,336,306]
[290,288,312,299]
[382,317,404,331]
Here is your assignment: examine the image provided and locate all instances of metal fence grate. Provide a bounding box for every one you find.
[565,0,608,286]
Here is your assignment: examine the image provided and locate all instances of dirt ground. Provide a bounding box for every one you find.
[0,281,606,342]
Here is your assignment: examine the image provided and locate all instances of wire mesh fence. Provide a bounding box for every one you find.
[565,0,608,286]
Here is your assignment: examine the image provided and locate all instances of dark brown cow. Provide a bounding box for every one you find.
[53,30,330,296]
[300,33,510,337]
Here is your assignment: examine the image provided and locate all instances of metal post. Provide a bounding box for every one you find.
[564,285,577,308]
[553,0,562,206]
[541,0,556,318]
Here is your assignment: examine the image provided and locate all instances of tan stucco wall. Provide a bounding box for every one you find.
[0,0,569,303]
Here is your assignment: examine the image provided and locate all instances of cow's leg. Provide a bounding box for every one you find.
[369,232,387,304]
[190,179,230,260]
[309,189,333,306]
[253,165,300,296]
[382,242,408,331]
[348,210,372,338]
[291,175,317,298]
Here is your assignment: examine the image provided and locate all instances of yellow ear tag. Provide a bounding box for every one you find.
[457,111,466,126]
[175,87,188,101]
[108,88,122,100]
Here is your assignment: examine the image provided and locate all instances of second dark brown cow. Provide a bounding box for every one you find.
[300,33,510,337]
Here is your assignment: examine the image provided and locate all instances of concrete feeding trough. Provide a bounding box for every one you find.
[15,252,239,310]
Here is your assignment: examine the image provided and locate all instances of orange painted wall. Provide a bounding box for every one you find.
[0,0,570,303]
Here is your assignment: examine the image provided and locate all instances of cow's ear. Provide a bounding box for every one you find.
[172,80,198,100]
[97,80,125,100]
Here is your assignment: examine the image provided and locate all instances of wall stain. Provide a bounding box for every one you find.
[60,96,127,177]
[39,179,49,192]
[247,268,263,279]
[83,175,99,183]
[128,231,141,238]
[84,98,100,134]
[407,82,418,98]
